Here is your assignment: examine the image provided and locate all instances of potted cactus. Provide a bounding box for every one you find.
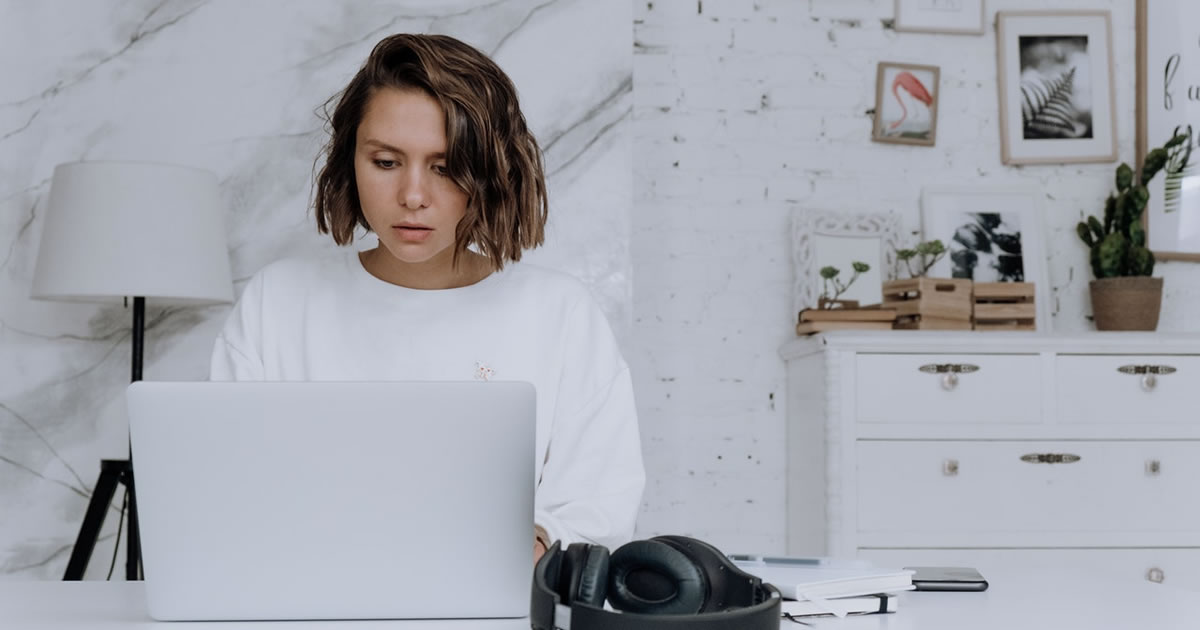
[1076,133,1188,330]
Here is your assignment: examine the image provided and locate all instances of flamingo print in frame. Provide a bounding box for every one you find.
[872,62,940,146]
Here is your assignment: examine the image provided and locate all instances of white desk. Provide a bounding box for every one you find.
[6,567,1200,629]
[3,581,527,629]
[803,567,1200,629]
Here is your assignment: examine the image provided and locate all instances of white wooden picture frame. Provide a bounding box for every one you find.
[792,210,904,315]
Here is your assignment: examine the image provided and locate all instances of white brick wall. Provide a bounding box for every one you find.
[631,0,1200,553]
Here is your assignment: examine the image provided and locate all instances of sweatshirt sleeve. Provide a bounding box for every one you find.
[534,296,645,549]
[209,271,266,381]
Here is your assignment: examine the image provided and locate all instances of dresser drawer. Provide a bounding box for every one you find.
[858,548,1200,592]
[855,354,1042,423]
[857,440,1200,535]
[1056,355,1200,424]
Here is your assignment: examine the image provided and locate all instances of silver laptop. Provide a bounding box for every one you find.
[126,381,535,622]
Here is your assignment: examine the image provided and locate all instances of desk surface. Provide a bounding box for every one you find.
[5,567,1200,629]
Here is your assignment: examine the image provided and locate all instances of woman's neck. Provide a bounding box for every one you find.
[359,247,493,290]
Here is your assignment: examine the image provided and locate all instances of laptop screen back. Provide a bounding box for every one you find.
[127,381,535,621]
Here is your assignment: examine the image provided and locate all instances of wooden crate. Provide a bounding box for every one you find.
[973,282,1036,331]
[882,278,973,330]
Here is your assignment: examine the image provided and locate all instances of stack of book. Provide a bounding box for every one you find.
[795,306,898,335]
[730,556,914,619]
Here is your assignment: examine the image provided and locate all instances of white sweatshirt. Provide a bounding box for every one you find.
[210,249,645,549]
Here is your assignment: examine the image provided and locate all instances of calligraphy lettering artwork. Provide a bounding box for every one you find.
[1140,0,1200,256]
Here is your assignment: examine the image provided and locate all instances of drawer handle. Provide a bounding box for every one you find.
[1020,453,1081,464]
[1147,567,1165,584]
[942,459,959,476]
[919,364,979,391]
[1117,364,1178,375]
[1117,364,1176,391]
[919,363,981,374]
[1147,459,1162,476]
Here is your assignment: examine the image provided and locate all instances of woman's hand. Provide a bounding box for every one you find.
[534,536,548,564]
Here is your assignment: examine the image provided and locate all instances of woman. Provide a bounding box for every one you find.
[210,34,644,563]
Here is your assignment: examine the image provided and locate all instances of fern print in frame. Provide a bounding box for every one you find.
[997,11,1116,165]
[1021,65,1088,139]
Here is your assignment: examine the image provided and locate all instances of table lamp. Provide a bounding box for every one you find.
[31,161,234,580]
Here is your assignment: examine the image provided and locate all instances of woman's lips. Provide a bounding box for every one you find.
[393,225,433,243]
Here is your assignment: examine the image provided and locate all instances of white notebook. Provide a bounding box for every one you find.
[780,593,900,618]
[733,559,915,601]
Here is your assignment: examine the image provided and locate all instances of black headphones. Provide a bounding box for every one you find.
[531,535,781,630]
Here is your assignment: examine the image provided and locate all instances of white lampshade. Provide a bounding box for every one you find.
[31,161,233,305]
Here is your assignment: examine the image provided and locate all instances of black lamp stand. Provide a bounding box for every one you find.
[62,296,144,581]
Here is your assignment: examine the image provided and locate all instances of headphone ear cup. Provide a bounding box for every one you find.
[606,539,707,615]
[573,546,610,608]
[555,543,610,608]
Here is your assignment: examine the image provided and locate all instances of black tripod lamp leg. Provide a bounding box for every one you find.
[124,467,141,580]
[63,461,123,580]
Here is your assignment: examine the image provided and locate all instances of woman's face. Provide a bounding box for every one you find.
[354,87,469,268]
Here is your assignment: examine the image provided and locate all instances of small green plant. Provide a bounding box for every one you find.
[894,240,947,278]
[1076,132,1189,278]
[819,261,870,307]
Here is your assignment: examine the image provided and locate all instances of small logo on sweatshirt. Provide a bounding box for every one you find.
[474,362,495,382]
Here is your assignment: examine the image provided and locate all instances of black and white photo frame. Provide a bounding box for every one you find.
[921,187,1052,330]
[996,11,1117,165]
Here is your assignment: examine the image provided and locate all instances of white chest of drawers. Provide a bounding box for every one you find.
[780,331,1200,591]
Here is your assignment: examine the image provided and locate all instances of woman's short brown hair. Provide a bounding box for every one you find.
[314,33,547,271]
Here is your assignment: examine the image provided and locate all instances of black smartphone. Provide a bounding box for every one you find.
[905,566,989,592]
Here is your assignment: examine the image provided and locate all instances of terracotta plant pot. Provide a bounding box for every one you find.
[1089,277,1163,331]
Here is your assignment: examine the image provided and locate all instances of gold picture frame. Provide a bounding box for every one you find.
[894,0,985,35]
[872,62,940,147]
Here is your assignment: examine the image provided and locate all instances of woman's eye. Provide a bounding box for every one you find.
[374,160,397,169]
[432,164,449,176]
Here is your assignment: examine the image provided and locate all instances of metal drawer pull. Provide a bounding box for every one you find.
[1020,453,1081,464]
[1117,364,1177,391]
[1147,459,1161,476]
[919,363,981,374]
[942,459,959,476]
[1147,568,1165,584]
[919,364,979,391]
[1117,364,1177,375]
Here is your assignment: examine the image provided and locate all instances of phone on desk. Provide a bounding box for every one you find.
[905,567,989,592]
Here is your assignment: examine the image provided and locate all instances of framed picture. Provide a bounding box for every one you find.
[791,209,903,314]
[1136,0,1200,261]
[920,188,1052,331]
[872,62,940,146]
[996,11,1117,165]
[894,0,985,35]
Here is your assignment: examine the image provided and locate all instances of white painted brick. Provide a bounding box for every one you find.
[638,0,703,22]
[633,0,1200,552]
[681,81,764,111]
[633,83,683,110]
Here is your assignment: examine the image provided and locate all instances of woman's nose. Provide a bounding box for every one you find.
[399,169,429,209]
